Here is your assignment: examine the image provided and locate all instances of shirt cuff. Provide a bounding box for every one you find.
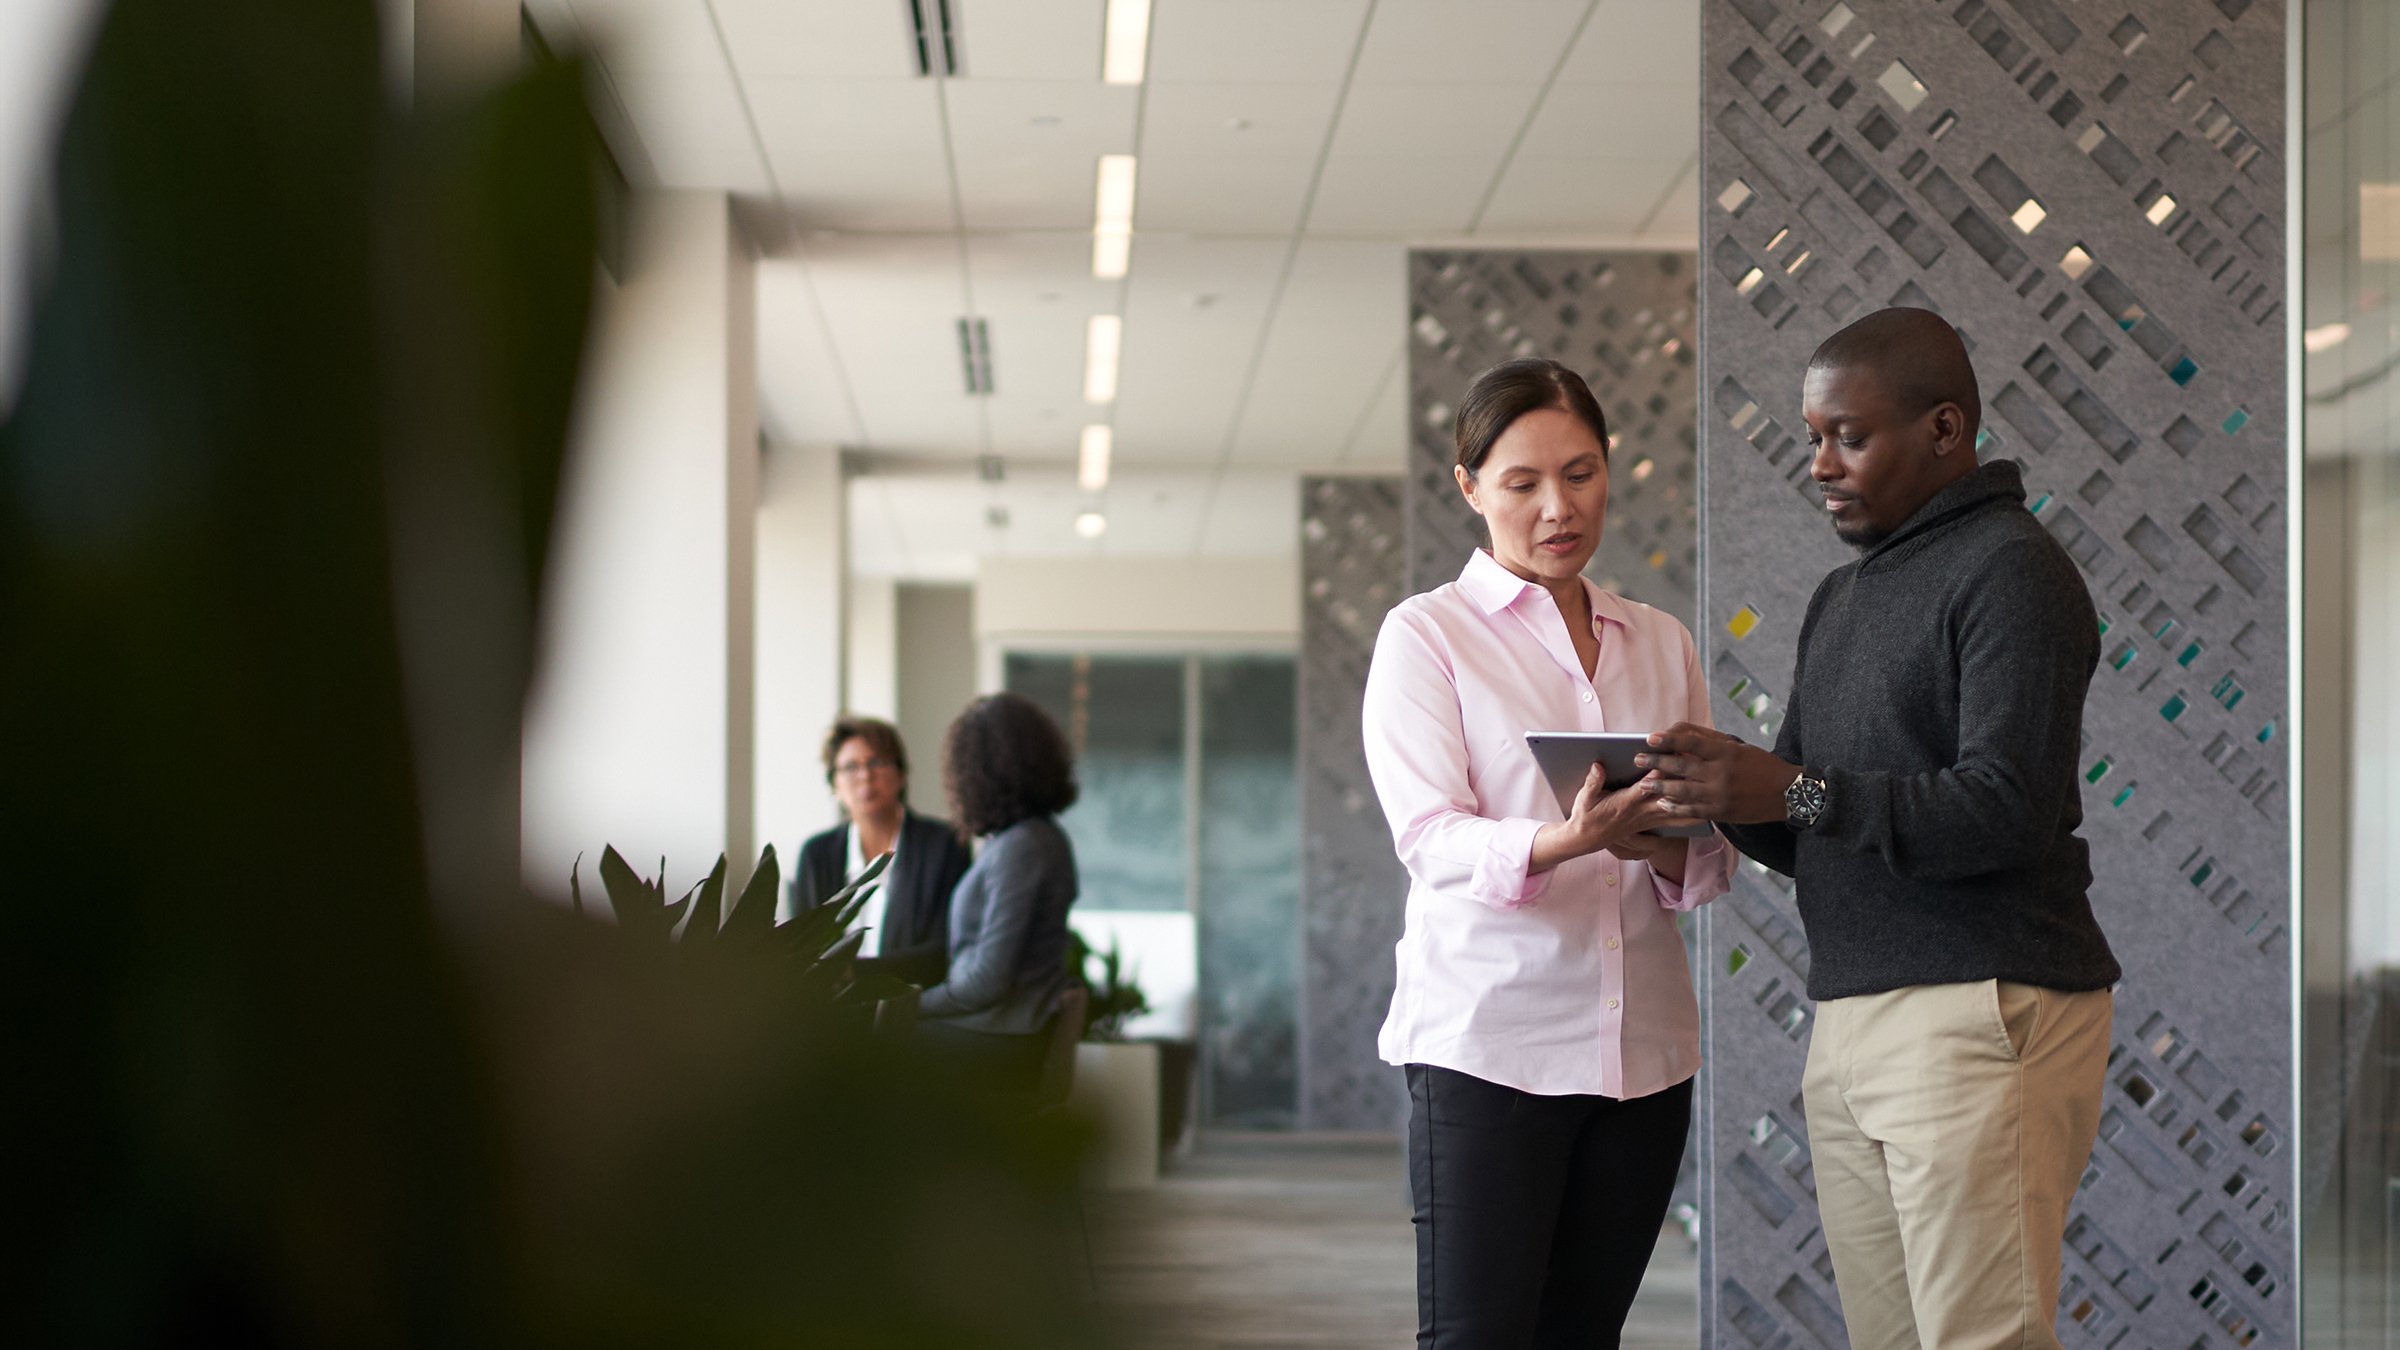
[1472,816,1554,910]
[1652,832,1730,912]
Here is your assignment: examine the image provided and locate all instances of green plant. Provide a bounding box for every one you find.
[1068,930,1152,1042]
[574,845,915,1009]
[2,2,1103,1345]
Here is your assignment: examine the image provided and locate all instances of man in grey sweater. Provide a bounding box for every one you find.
[1639,308,2118,1350]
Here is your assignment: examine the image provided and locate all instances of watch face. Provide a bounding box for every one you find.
[1786,775,1826,825]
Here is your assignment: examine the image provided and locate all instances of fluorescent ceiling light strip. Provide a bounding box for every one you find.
[1075,511,1107,539]
[1084,314,1122,403]
[1092,154,1137,278]
[1079,425,1113,490]
[1102,0,1151,85]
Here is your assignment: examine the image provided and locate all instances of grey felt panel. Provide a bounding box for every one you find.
[1297,475,1410,1130]
[1406,250,1702,631]
[1697,2,2291,1347]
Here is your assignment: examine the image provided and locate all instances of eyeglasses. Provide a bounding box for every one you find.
[834,757,899,779]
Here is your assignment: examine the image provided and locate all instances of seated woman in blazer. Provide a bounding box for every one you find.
[784,715,973,990]
[915,692,1081,1092]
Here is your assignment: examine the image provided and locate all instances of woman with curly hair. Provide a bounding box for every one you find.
[916,692,1082,1091]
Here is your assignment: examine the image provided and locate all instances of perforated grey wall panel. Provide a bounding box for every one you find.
[1697,3,2291,1349]
[1407,250,1702,630]
[1297,475,1410,1130]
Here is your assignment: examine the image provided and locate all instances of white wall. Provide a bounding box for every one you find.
[974,556,1299,650]
[754,444,845,878]
[895,583,978,797]
[845,576,898,720]
[522,190,756,898]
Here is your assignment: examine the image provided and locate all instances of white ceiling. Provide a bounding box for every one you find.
[527,0,1700,570]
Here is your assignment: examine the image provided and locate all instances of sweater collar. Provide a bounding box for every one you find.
[1859,458,2026,564]
[1458,548,1630,629]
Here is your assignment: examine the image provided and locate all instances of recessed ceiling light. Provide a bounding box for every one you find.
[1084,315,1122,403]
[1075,511,1108,539]
[1079,424,1112,491]
[1102,0,1151,85]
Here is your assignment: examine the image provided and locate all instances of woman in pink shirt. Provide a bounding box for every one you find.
[1361,358,1731,1348]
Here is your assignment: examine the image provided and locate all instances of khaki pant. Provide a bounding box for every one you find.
[1803,980,2112,1350]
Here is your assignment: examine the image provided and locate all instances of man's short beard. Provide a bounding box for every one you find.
[1834,519,1893,549]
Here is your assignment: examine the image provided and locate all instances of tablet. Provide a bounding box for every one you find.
[1524,731,1714,838]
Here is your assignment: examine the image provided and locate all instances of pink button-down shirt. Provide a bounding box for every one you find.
[1362,549,1731,1099]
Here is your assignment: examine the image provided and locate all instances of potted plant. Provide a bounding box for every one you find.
[1064,932,1160,1189]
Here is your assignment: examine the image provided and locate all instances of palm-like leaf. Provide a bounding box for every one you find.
[717,842,782,943]
[679,854,728,947]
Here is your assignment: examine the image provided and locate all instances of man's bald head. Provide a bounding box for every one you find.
[1808,307,1981,440]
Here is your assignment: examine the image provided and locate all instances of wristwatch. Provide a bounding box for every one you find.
[1784,771,1829,829]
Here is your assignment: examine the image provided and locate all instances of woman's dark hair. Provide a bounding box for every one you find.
[822,714,908,795]
[942,692,1079,838]
[1452,358,1610,478]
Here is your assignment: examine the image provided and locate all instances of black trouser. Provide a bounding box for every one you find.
[1406,1064,1692,1349]
[917,1020,1049,1096]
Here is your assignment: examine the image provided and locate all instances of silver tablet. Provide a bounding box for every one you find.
[1523,731,1714,838]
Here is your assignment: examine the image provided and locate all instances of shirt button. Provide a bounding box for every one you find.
[1606,998,1620,1009]
[1581,690,1593,703]
[1605,873,1616,886]
[1606,937,1619,950]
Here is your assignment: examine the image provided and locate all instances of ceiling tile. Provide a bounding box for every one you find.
[1112,237,1291,463]
[746,78,951,229]
[609,72,769,193]
[1138,82,1341,160]
[1351,0,1590,83]
[1639,158,1700,243]
[1340,360,1409,467]
[571,0,725,77]
[1558,0,1697,84]
[955,0,1106,81]
[1147,0,1371,83]
[711,0,918,79]
[1305,153,1496,234]
[1135,152,1316,233]
[799,234,978,453]
[944,80,1140,230]
[1329,82,1544,159]
[1513,81,1695,162]
[1228,241,1401,462]
[964,235,1115,459]
[1474,153,1684,234]
[757,260,866,446]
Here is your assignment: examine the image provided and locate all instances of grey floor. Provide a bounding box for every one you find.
[1090,1132,1699,1349]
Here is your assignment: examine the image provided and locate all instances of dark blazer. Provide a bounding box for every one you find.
[788,809,974,989]
[917,815,1080,1036]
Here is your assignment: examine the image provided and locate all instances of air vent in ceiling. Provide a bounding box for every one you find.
[907,0,960,77]
[957,317,992,394]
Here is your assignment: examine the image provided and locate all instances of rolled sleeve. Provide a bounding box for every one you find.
[1651,831,1730,912]
[1473,815,1554,910]
[1363,608,1559,913]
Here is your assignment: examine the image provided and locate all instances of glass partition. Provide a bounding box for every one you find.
[2300,0,2398,1341]
[1004,649,1300,1128]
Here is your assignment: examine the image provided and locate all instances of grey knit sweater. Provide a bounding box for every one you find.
[1719,459,2122,1000]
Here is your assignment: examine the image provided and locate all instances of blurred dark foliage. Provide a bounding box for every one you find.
[0,2,1104,1346]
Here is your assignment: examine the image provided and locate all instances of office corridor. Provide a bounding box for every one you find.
[1092,1133,1699,1349]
